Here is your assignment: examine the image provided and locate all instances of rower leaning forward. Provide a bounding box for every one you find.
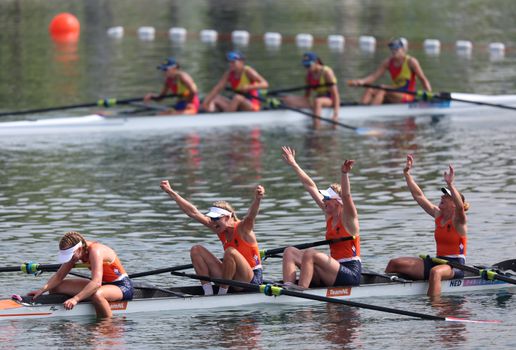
[160,180,264,295]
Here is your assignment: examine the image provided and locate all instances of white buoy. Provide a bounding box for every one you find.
[200,29,218,43]
[107,26,124,39]
[423,39,441,55]
[489,42,505,60]
[328,35,345,51]
[264,32,282,47]
[359,36,376,52]
[232,30,250,46]
[138,26,155,41]
[296,33,313,48]
[169,27,187,43]
[400,37,409,50]
[456,40,473,57]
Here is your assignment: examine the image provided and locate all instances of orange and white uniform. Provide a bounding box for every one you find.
[434,216,467,259]
[388,55,416,102]
[218,222,262,270]
[228,66,261,111]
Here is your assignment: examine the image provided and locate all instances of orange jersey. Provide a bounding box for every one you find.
[434,216,467,257]
[218,221,262,269]
[228,66,261,111]
[325,216,360,261]
[88,243,128,283]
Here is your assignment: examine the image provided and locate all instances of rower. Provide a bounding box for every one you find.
[349,38,432,105]
[160,180,264,295]
[385,154,469,297]
[201,51,269,112]
[281,52,340,128]
[144,57,200,115]
[280,146,361,289]
[27,231,134,318]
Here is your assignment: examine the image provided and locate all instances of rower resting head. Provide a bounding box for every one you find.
[58,231,87,263]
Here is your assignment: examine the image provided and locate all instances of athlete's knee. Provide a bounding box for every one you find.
[301,249,317,263]
[190,244,205,257]
[223,246,238,258]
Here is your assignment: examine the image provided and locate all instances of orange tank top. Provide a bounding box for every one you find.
[88,243,128,283]
[218,221,262,269]
[325,216,360,262]
[434,216,467,257]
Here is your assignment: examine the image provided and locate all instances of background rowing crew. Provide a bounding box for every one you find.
[144,38,431,128]
[26,150,468,318]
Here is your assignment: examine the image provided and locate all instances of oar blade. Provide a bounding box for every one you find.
[445,316,501,324]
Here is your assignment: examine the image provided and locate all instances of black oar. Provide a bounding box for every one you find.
[266,83,336,96]
[0,94,178,117]
[128,237,356,279]
[260,236,355,260]
[231,90,383,136]
[355,83,516,112]
[422,255,516,285]
[0,262,89,274]
[170,271,499,323]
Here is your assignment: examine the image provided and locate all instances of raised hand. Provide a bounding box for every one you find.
[341,160,355,173]
[160,180,173,194]
[281,146,297,166]
[404,154,414,174]
[444,164,455,185]
[255,185,265,199]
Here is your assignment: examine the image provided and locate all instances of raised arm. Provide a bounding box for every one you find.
[281,146,325,210]
[238,185,264,243]
[409,57,432,92]
[160,180,212,227]
[443,164,467,234]
[403,154,438,217]
[340,160,359,236]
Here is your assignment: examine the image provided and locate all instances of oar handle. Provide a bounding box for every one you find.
[0,262,90,274]
[266,82,336,96]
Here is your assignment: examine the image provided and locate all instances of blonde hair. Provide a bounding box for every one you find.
[212,200,239,220]
[59,231,87,250]
[460,193,470,212]
[329,183,342,197]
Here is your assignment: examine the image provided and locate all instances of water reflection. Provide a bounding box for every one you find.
[429,296,468,345]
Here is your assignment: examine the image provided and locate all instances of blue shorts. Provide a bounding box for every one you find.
[333,260,362,286]
[250,268,263,285]
[423,256,465,280]
[174,100,188,111]
[106,276,134,301]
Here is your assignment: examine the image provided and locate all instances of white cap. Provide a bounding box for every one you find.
[319,187,343,204]
[57,241,82,263]
[205,207,231,219]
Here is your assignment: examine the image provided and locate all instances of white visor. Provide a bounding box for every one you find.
[57,241,82,263]
[205,207,232,219]
[319,187,343,204]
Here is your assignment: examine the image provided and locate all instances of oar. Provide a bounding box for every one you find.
[421,255,516,285]
[260,236,355,260]
[354,83,516,111]
[170,271,499,323]
[230,90,383,136]
[0,262,89,274]
[0,94,178,117]
[128,237,356,279]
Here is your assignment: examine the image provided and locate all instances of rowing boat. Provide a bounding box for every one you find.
[1,271,513,320]
[1,93,515,135]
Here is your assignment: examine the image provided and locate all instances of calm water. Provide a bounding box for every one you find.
[1,1,516,349]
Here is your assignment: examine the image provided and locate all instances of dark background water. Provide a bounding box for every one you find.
[1,1,516,349]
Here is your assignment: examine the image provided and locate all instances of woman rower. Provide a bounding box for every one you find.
[144,57,200,115]
[282,52,340,128]
[28,231,134,318]
[385,154,469,296]
[160,180,264,295]
[281,146,361,289]
[201,51,269,112]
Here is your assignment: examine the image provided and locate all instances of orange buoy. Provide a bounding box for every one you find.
[49,13,80,42]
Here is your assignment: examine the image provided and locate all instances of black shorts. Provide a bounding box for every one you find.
[105,276,134,301]
[423,256,465,280]
[333,260,362,286]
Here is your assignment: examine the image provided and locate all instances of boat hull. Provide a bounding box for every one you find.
[1,275,513,320]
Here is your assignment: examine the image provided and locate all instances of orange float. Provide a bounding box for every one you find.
[49,13,80,43]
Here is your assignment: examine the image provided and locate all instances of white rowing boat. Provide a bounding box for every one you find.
[1,271,513,320]
[1,93,515,136]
